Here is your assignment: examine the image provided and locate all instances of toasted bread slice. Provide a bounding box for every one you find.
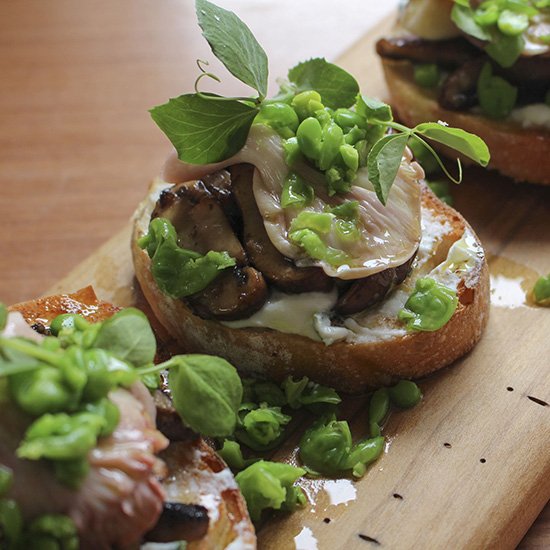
[380,58,550,185]
[132,180,490,394]
[9,287,256,550]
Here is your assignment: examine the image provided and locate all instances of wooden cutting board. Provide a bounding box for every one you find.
[47,15,550,550]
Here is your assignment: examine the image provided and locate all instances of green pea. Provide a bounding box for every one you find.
[257,102,299,131]
[388,380,422,409]
[290,211,334,234]
[345,436,385,478]
[315,108,332,127]
[0,466,13,497]
[414,63,440,88]
[497,10,529,36]
[399,277,458,332]
[344,126,366,145]
[533,274,550,306]
[289,229,329,263]
[330,200,359,221]
[238,406,291,449]
[82,398,120,437]
[334,219,360,243]
[369,421,381,438]
[0,499,23,546]
[474,3,500,26]
[9,367,77,416]
[292,90,324,120]
[334,108,366,130]
[299,416,353,475]
[296,117,323,160]
[319,121,344,171]
[281,172,314,209]
[50,314,89,336]
[283,137,302,166]
[339,143,359,173]
[41,337,62,352]
[477,63,518,119]
[369,388,390,425]
[218,439,246,470]
[17,412,105,461]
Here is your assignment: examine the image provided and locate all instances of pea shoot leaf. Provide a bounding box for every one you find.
[288,58,359,109]
[414,122,490,166]
[150,94,259,164]
[451,4,491,41]
[367,132,410,205]
[196,0,268,98]
[356,95,393,122]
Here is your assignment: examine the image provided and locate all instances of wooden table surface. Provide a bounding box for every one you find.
[1,1,548,548]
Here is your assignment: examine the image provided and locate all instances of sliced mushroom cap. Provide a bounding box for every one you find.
[231,164,334,294]
[201,170,241,229]
[335,251,417,316]
[154,389,198,442]
[439,58,485,111]
[187,266,268,321]
[152,180,247,265]
[144,501,209,543]
[376,36,478,67]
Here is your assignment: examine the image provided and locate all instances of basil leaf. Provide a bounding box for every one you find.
[93,308,156,367]
[288,58,359,109]
[167,354,242,437]
[366,132,410,205]
[414,123,490,166]
[196,0,268,97]
[451,4,491,41]
[485,31,524,68]
[356,95,393,123]
[150,94,258,164]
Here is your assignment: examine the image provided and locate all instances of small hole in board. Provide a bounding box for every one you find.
[443,442,452,448]
[323,518,331,524]
[506,387,514,392]
[480,458,486,464]
[393,493,403,500]
[358,534,380,545]
[527,395,548,407]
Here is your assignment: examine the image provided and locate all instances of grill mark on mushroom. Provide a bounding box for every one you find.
[335,251,417,316]
[230,163,334,294]
[152,181,247,265]
[187,266,268,321]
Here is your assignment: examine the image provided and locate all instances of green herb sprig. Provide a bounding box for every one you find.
[150,0,490,205]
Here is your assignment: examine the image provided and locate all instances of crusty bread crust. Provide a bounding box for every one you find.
[380,58,550,185]
[132,183,490,394]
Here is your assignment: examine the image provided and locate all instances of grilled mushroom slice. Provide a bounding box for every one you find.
[335,252,417,316]
[152,180,247,265]
[376,36,478,68]
[231,164,334,294]
[439,58,485,111]
[187,266,268,321]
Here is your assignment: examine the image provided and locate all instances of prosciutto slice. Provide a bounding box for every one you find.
[163,124,423,280]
